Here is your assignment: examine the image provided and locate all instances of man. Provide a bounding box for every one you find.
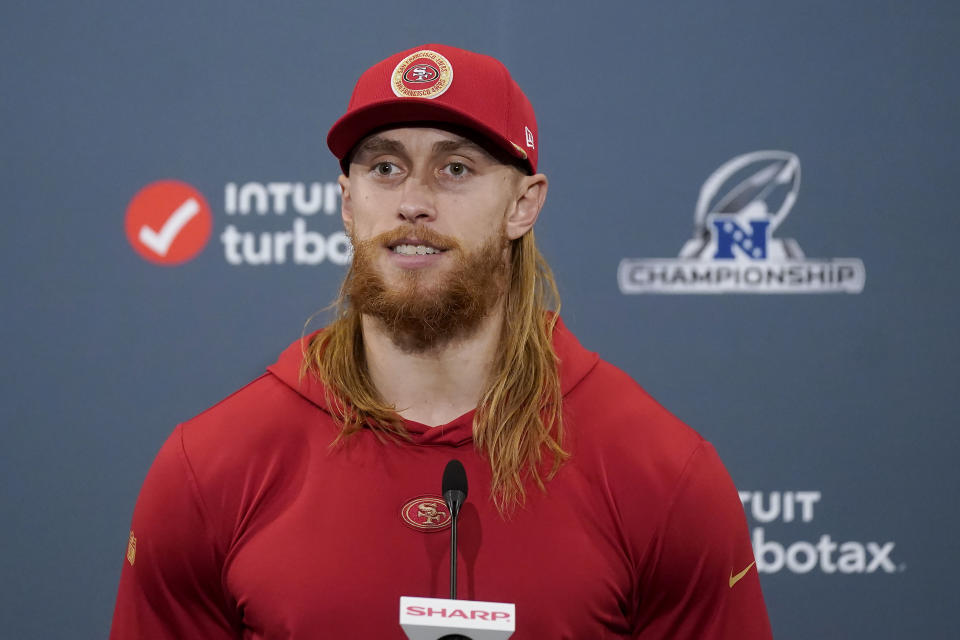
[110,44,773,638]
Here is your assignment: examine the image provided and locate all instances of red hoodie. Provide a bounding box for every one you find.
[110,319,772,639]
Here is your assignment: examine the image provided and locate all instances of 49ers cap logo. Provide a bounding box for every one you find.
[403,63,439,84]
[401,495,452,532]
[392,50,452,99]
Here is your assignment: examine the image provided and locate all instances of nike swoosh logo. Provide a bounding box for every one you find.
[729,561,756,588]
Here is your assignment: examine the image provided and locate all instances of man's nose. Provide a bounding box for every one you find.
[396,175,436,223]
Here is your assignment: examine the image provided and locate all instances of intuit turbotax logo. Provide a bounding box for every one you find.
[618,151,866,294]
[740,491,902,575]
[125,180,350,267]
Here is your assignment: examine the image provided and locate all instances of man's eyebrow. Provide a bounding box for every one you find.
[432,139,491,156]
[354,136,406,156]
[353,135,493,159]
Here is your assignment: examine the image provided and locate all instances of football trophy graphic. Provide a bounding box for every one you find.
[680,150,804,261]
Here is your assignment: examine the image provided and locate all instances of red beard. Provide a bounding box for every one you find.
[346,224,508,352]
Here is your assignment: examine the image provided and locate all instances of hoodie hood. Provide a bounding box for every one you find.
[266,316,599,446]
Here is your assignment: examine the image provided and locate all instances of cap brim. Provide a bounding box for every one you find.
[326,98,531,174]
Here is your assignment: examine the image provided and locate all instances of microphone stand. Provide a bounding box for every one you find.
[450,509,459,600]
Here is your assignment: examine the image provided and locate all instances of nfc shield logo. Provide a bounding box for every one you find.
[618,150,866,294]
[712,219,769,260]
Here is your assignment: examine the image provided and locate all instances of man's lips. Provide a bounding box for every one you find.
[386,238,450,256]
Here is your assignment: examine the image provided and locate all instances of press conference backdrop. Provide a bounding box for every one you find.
[2,2,957,638]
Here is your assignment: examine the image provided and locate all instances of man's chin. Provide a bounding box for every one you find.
[381,279,460,310]
[379,262,451,289]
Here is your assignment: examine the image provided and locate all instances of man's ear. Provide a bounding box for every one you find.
[505,173,548,240]
[338,174,353,236]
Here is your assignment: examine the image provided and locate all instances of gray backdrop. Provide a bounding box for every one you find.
[2,1,958,638]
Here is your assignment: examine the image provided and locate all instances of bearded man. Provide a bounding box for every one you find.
[110,44,773,639]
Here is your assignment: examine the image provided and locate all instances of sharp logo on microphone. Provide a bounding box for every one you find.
[405,606,512,622]
[400,495,452,532]
[400,596,516,638]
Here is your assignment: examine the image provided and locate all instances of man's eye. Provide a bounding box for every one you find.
[446,162,468,177]
[373,162,397,176]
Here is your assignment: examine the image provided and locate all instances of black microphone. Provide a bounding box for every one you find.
[442,459,468,521]
[441,459,470,640]
[442,460,468,598]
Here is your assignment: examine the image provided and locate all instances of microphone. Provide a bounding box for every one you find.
[442,459,468,519]
[442,460,468,600]
[398,460,514,640]
[440,460,469,640]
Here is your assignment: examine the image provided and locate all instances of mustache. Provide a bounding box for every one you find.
[358,225,463,252]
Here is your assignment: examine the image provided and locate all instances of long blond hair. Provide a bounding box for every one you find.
[301,230,567,512]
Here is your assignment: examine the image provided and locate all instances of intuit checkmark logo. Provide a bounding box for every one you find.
[125,180,213,265]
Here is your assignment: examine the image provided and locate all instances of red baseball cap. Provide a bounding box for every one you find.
[327,44,539,174]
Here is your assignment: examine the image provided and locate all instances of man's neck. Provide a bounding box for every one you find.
[361,305,504,427]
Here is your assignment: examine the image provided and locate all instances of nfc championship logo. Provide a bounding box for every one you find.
[618,151,866,294]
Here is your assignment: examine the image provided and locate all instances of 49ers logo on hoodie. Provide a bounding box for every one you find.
[392,50,452,99]
[401,495,452,532]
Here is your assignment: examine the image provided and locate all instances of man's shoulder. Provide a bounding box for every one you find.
[554,320,693,429]
[183,370,297,426]
[565,353,706,479]
[138,368,334,559]
[570,354,700,435]
[175,369,332,472]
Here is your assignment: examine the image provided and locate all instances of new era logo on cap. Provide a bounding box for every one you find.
[327,44,539,174]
